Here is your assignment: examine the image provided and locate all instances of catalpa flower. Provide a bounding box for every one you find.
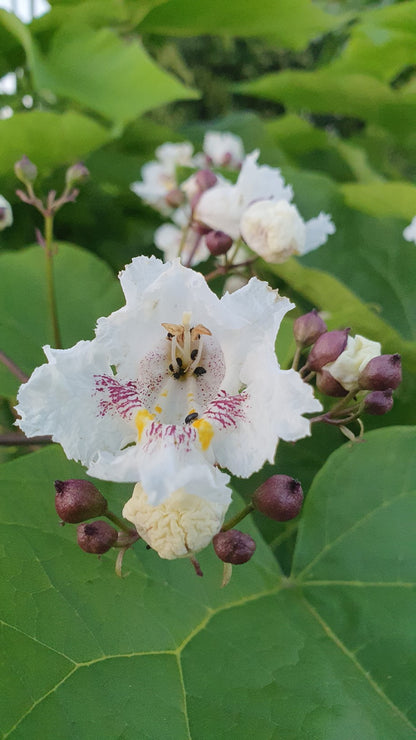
[131,142,194,215]
[16,257,320,506]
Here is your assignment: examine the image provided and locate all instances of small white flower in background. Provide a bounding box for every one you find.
[131,142,193,215]
[16,256,320,512]
[0,195,13,231]
[202,131,245,169]
[123,484,228,559]
[195,150,335,256]
[403,216,416,245]
[154,208,211,266]
[324,334,381,391]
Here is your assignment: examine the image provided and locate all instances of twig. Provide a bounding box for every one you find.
[0,350,29,383]
[0,433,52,446]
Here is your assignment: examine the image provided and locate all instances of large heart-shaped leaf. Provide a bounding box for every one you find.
[0,427,414,737]
[0,244,122,398]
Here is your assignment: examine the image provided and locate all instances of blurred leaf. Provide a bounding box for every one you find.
[0,430,414,737]
[0,244,122,398]
[139,0,344,50]
[0,111,110,175]
[340,181,416,220]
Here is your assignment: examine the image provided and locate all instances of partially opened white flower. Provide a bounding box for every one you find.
[123,484,228,559]
[403,216,416,245]
[324,334,381,391]
[202,131,245,169]
[131,142,194,214]
[16,257,320,506]
[0,195,13,231]
[195,151,335,257]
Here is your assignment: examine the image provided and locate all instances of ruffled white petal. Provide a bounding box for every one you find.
[236,150,293,205]
[303,212,336,254]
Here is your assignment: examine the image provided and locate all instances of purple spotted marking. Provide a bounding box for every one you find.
[142,421,197,453]
[205,390,246,429]
[94,375,141,419]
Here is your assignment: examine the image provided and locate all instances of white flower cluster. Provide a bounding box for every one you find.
[16,256,320,560]
[131,132,335,268]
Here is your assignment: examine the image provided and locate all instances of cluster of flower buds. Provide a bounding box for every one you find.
[292,310,403,434]
[54,479,138,573]
[14,156,89,219]
[212,474,304,583]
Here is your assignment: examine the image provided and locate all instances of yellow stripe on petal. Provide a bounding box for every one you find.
[192,418,214,451]
[135,409,155,440]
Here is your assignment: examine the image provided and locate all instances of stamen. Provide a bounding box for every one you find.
[194,366,206,376]
[185,412,199,424]
[190,349,198,361]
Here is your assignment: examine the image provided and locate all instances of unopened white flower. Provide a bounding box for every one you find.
[202,131,244,169]
[241,200,306,262]
[403,216,416,244]
[0,195,13,231]
[195,150,293,240]
[324,334,381,391]
[123,484,227,559]
[16,256,320,506]
[131,142,194,214]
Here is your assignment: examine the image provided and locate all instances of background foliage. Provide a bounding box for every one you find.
[0,0,415,737]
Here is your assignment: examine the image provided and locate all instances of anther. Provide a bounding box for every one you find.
[176,357,183,367]
[167,332,173,340]
[185,412,199,424]
[194,366,206,376]
[173,372,181,379]
[190,349,198,361]
[169,363,174,372]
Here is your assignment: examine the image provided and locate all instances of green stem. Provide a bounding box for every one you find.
[328,387,359,417]
[44,213,62,349]
[105,509,134,534]
[222,502,255,532]
[291,346,302,371]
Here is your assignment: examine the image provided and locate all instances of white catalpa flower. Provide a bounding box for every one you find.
[202,131,245,169]
[123,484,228,559]
[403,216,416,244]
[154,208,211,266]
[16,257,320,506]
[195,151,335,257]
[131,142,194,214]
[324,334,381,391]
[0,195,13,231]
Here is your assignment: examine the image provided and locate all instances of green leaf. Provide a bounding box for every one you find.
[0,111,110,176]
[138,0,343,50]
[340,181,416,220]
[0,429,415,737]
[34,25,197,125]
[0,244,123,398]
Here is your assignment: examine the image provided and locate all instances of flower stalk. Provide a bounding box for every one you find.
[221,502,255,532]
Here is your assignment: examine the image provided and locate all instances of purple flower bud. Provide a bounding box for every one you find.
[363,389,394,415]
[77,521,118,554]
[54,479,108,523]
[316,369,348,398]
[165,188,184,208]
[205,230,233,256]
[293,310,327,347]
[358,354,402,391]
[65,162,89,188]
[252,475,303,522]
[195,169,217,191]
[306,329,350,372]
[14,155,37,185]
[213,530,256,564]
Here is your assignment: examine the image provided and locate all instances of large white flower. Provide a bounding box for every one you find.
[131,142,194,214]
[16,257,320,505]
[195,150,335,256]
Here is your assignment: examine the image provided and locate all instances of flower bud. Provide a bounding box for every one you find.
[54,479,108,523]
[65,162,89,188]
[363,389,394,415]
[0,196,13,231]
[212,530,256,564]
[165,188,184,209]
[14,155,37,185]
[293,310,327,348]
[306,329,350,372]
[252,475,303,522]
[316,369,348,397]
[195,169,217,191]
[205,229,233,256]
[77,521,118,554]
[358,354,402,391]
